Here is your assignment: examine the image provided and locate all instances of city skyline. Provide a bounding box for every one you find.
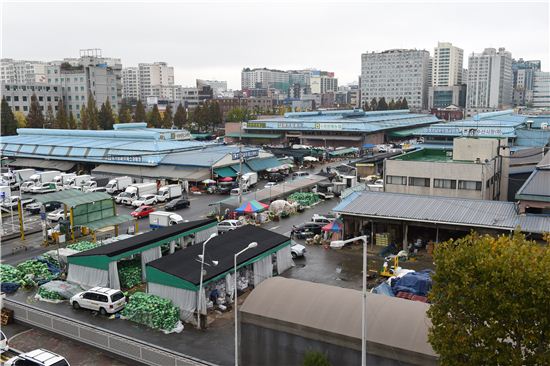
[2,1,548,89]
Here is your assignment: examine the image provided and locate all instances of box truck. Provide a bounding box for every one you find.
[149,211,184,230]
[82,177,110,192]
[241,172,258,188]
[117,182,157,205]
[156,184,183,203]
[54,173,76,187]
[28,171,60,185]
[65,175,92,190]
[2,169,36,189]
[105,176,133,194]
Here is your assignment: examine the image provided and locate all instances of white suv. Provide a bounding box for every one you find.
[132,194,157,207]
[5,349,69,366]
[70,287,126,315]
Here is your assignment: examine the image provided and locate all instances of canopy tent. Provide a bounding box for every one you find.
[322,220,343,232]
[219,177,233,182]
[67,219,217,290]
[246,157,282,172]
[235,200,269,214]
[146,225,292,321]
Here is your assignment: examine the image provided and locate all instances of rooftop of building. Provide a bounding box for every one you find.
[393,148,456,163]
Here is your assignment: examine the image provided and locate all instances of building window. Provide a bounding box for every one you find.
[47,96,51,102]
[5,96,10,101]
[409,177,430,187]
[14,106,19,111]
[39,96,43,102]
[458,180,482,191]
[23,106,28,111]
[386,175,407,185]
[13,96,18,102]
[434,179,456,189]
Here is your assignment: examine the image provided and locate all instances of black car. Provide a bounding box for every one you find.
[268,172,285,183]
[165,198,190,211]
[291,222,324,239]
[26,201,62,214]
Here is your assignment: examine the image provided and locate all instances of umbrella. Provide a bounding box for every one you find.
[322,220,343,232]
[235,200,269,214]
[219,177,233,182]
[202,179,216,184]
[303,156,318,162]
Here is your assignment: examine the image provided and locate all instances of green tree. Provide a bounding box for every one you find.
[428,231,550,366]
[55,100,68,129]
[118,99,132,123]
[134,100,146,122]
[1,97,17,135]
[395,98,403,109]
[388,98,396,110]
[14,111,26,128]
[377,97,388,110]
[162,104,173,129]
[401,97,408,110]
[86,93,99,130]
[369,97,378,111]
[173,103,187,129]
[148,104,162,128]
[302,351,332,366]
[98,99,115,130]
[208,101,223,130]
[45,104,55,128]
[362,101,371,111]
[68,111,77,129]
[80,106,89,130]
[26,93,45,128]
[226,107,250,122]
[192,104,207,131]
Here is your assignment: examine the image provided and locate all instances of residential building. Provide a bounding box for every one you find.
[512,58,541,106]
[196,79,227,97]
[465,48,513,115]
[309,71,338,94]
[427,57,433,87]
[173,86,213,109]
[1,82,62,115]
[241,68,290,92]
[122,67,140,100]
[516,151,550,214]
[532,71,550,108]
[384,137,508,200]
[1,59,48,84]
[428,85,467,109]
[138,62,174,100]
[432,42,464,87]
[361,49,431,111]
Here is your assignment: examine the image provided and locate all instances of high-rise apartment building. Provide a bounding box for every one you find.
[310,71,338,94]
[432,42,464,87]
[532,71,550,108]
[122,67,140,100]
[511,58,541,106]
[241,68,290,92]
[138,62,174,100]
[361,49,430,110]
[465,48,513,114]
[1,59,48,84]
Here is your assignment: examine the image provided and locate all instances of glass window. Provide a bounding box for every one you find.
[409,177,430,187]
[434,179,456,189]
[386,175,407,185]
[111,292,124,302]
[23,106,28,111]
[38,96,43,101]
[5,96,10,101]
[97,294,108,302]
[13,96,18,101]
[458,180,482,191]
[47,96,51,102]
[14,106,19,111]
[22,96,27,102]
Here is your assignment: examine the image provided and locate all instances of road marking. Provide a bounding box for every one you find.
[8,328,34,342]
[269,225,280,230]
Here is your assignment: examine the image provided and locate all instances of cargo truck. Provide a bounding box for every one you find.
[241,172,258,189]
[149,211,184,230]
[82,177,110,192]
[156,184,183,203]
[2,169,36,189]
[54,173,76,187]
[64,175,92,190]
[105,176,133,194]
[28,171,60,186]
[117,182,157,205]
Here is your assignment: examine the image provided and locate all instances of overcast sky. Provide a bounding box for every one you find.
[2,1,548,89]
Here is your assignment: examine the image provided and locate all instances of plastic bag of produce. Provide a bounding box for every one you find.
[39,280,83,299]
[35,286,65,304]
[16,260,55,285]
[67,241,99,252]
[120,292,180,332]
[118,260,142,289]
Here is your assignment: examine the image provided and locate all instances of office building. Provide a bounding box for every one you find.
[532,71,550,108]
[138,62,174,100]
[122,67,140,100]
[310,71,338,94]
[1,59,48,84]
[432,42,464,87]
[361,49,431,111]
[512,58,541,106]
[428,85,467,109]
[196,79,227,97]
[2,82,62,116]
[466,48,513,115]
[241,68,290,92]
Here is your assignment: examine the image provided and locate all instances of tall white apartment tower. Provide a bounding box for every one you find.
[138,62,175,100]
[466,47,513,114]
[432,42,464,86]
[122,67,140,100]
[361,49,430,110]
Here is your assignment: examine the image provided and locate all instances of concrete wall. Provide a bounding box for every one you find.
[453,137,499,161]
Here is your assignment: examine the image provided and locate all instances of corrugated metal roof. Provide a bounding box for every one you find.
[333,191,550,233]
[34,190,113,208]
[516,170,550,198]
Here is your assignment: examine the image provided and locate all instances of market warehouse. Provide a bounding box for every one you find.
[145,225,293,322]
[66,219,218,289]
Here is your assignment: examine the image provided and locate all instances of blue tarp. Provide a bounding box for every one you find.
[371,282,395,297]
[391,270,433,296]
[363,143,376,149]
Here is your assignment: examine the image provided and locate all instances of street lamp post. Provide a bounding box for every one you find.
[197,232,218,329]
[330,235,368,366]
[234,242,258,366]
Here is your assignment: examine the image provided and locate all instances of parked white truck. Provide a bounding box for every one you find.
[241,172,258,189]
[28,171,60,186]
[116,182,157,205]
[64,175,92,190]
[105,176,133,194]
[149,211,184,230]
[2,169,35,189]
[156,184,183,203]
[54,173,76,188]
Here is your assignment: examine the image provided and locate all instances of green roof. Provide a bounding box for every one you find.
[388,128,424,137]
[214,166,236,178]
[394,149,454,162]
[226,133,282,139]
[246,157,282,171]
[34,190,113,208]
[86,215,134,231]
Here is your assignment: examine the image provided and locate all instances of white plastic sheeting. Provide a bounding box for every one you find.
[108,262,121,290]
[67,264,108,289]
[225,273,234,303]
[276,245,294,274]
[141,246,162,281]
[148,282,198,322]
[253,256,273,286]
[194,225,218,243]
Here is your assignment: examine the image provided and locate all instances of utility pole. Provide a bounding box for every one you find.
[238,121,243,205]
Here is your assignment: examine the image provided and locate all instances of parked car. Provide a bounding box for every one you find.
[5,349,69,366]
[217,219,243,233]
[268,172,285,183]
[291,243,306,258]
[130,205,155,218]
[70,287,126,316]
[47,209,65,222]
[114,192,132,204]
[26,201,62,215]
[230,187,250,196]
[311,214,337,225]
[132,194,158,207]
[291,222,324,239]
[264,182,278,189]
[165,198,190,211]
[292,171,310,178]
[0,330,8,354]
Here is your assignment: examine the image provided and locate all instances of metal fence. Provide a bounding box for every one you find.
[4,298,215,366]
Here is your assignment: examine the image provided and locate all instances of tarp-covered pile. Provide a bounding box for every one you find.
[372,270,433,302]
[120,292,181,332]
